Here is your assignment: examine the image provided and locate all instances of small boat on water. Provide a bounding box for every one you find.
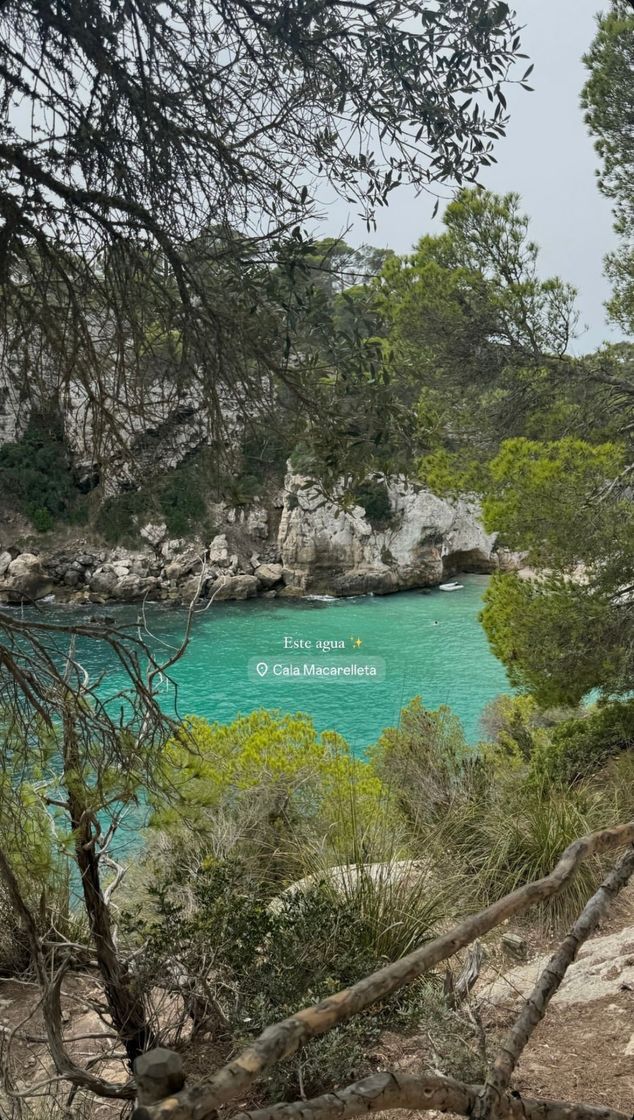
[439,581,464,592]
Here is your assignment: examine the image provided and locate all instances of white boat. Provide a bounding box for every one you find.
[439,581,464,592]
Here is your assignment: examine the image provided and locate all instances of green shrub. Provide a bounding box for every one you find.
[152,710,391,883]
[442,773,607,931]
[0,413,78,529]
[353,478,392,527]
[30,507,55,533]
[225,473,261,507]
[95,457,211,543]
[159,464,208,536]
[94,489,151,544]
[531,700,634,785]
[304,855,449,963]
[480,694,579,764]
[374,698,627,931]
[289,441,320,475]
[125,859,482,1102]
[372,697,471,828]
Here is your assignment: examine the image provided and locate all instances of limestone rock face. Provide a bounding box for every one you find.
[278,474,498,596]
[113,574,161,601]
[89,566,119,595]
[255,562,284,589]
[481,925,634,1008]
[1,553,55,602]
[163,548,202,581]
[0,470,513,604]
[208,534,232,567]
[225,504,269,540]
[140,522,168,548]
[207,573,258,601]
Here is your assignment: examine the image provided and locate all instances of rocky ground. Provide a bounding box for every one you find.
[378,885,634,1119]
[0,474,521,606]
[477,907,634,1113]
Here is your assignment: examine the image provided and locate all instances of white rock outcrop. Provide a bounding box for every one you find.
[278,474,498,596]
[2,553,54,602]
[255,562,284,588]
[0,471,514,604]
[481,925,634,1007]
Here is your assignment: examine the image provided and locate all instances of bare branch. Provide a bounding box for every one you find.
[479,843,634,1115]
[237,1072,631,1120]
[134,820,634,1119]
[0,844,134,1100]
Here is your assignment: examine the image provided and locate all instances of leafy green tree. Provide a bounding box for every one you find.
[153,710,388,878]
[582,1,634,333]
[0,0,525,487]
[481,573,632,706]
[480,435,634,705]
[482,437,627,568]
[373,189,579,460]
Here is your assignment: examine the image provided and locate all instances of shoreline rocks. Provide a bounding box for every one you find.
[0,474,523,606]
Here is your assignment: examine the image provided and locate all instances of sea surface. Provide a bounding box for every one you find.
[26,574,511,747]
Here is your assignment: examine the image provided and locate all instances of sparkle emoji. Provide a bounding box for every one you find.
[351,637,363,649]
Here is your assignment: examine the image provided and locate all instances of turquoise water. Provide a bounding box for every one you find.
[36,574,510,746]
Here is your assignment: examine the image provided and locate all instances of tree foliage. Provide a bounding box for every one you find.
[0,0,525,486]
[154,710,388,877]
[582,0,634,333]
[373,189,579,462]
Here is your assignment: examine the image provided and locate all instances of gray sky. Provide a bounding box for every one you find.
[323,0,620,353]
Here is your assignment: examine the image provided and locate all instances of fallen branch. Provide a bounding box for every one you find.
[133,820,634,1119]
[479,843,634,1115]
[132,1067,631,1120]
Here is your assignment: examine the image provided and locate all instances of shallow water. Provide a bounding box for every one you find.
[29,573,510,746]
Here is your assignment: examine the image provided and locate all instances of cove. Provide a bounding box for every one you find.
[34,573,510,746]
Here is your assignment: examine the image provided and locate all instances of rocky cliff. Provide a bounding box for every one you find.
[279,473,504,596]
[0,472,518,605]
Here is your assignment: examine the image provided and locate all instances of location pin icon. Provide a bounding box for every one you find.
[256,662,269,677]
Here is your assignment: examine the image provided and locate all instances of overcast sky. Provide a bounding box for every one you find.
[323,0,620,353]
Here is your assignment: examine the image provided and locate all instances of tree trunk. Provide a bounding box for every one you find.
[62,706,154,1063]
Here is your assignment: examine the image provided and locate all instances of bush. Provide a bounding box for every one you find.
[125,858,482,1103]
[94,489,151,543]
[152,710,392,884]
[0,413,78,529]
[95,456,211,543]
[372,697,471,828]
[158,463,208,536]
[531,700,634,785]
[0,770,83,974]
[480,694,578,763]
[442,773,608,930]
[373,698,630,931]
[289,441,320,475]
[353,478,392,527]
